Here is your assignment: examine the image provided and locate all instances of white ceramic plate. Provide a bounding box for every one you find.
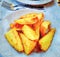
[1,8,60,57]
[16,0,52,5]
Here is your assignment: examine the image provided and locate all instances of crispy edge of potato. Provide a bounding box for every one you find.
[5,28,23,52]
[22,25,39,41]
[39,28,56,51]
[20,33,37,55]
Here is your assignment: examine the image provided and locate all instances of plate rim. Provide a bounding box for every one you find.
[2,8,44,20]
[16,0,53,5]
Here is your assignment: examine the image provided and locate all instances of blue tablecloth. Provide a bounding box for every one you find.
[0,0,60,57]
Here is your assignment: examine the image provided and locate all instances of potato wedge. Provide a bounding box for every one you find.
[39,28,56,51]
[40,21,51,37]
[22,25,39,40]
[15,17,38,24]
[15,13,44,25]
[20,33,37,55]
[5,28,23,52]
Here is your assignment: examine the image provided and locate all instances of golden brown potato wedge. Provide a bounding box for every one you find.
[5,28,23,52]
[15,13,44,25]
[40,21,51,37]
[15,17,38,24]
[22,25,39,40]
[15,13,38,24]
[39,28,56,51]
[20,33,37,55]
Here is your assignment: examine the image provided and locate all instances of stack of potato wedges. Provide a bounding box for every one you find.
[5,13,56,55]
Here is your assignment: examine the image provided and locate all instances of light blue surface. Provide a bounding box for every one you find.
[0,0,60,57]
